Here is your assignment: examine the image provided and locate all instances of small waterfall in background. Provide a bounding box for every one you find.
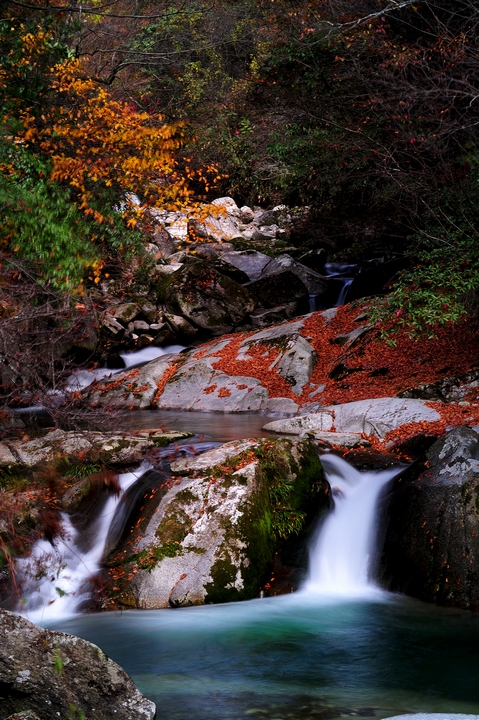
[15,464,150,624]
[303,455,402,597]
[66,344,186,391]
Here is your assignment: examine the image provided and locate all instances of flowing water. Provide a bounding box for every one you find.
[304,455,402,597]
[35,452,479,719]
[66,344,185,391]
[16,464,151,624]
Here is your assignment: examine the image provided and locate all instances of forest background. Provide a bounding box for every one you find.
[1,0,479,388]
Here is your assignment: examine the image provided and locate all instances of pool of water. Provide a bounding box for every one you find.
[48,591,479,720]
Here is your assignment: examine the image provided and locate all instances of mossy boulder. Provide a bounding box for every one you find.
[104,437,329,608]
[160,259,255,336]
[377,426,479,609]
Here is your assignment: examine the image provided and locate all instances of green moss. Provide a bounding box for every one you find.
[151,436,172,447]
[254,438,324,540]
[155,508,190,544]
[175,488,199,503]
[135,541,183,573]
[205,556,242,603]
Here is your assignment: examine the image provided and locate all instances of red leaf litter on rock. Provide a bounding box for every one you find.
[299,304,479,405]
[141,303,479,447]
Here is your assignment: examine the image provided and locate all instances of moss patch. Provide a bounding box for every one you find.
[135,541,183,573]
[155,508,190,544]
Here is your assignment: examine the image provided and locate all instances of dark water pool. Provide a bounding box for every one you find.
[47,591,479,720]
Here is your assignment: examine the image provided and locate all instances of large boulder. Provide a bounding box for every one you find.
[377,426,479,609]
[263,397,441,438]
[158,260,255,335]
[0,608,156,720]
[103,438,328,608]
[245,270,310,312]
[260,254,328,295]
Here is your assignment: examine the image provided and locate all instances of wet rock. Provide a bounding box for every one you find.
[105,438,328,608]
[0,608,156,720]
[377,427,479,609]
[400,369,479,403]
[83,316,314,413]
[297,248,328,273]
[221,249,273,279]
[162,312,198,341]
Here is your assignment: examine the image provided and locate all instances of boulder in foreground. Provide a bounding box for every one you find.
[104,437,329,608]
[0,608,156,720]
[377,426,479,609]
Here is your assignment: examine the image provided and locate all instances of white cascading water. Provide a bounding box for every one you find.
[16,464,150,623]
[66,344,185,391]
[303,454,402,597]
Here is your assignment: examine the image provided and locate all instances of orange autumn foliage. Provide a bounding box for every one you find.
[18,58,194,222]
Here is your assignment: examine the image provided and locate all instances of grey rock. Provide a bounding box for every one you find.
[261,254,328,295]
[132,320,151,333]
[162,260,255,335]
[113,303,140,323]
[0,608,156,720]
[152,226,177,257]
[276,335,317,395]
[101,314,125,337]
[211,196,240,214]
[378,427,479,609]
[106,438,327,608]
[246,270,310,311]
[140,302,158,324]
[0,428,192,468]
[263,397,441,438]
[190,212,242,243]
[400,369,479,403]
[85,354,176,409]
[155,262,183,276]
[163,312,198,341]
[239,205,255,223]
[222,249,274,280]
[250,303,301,327]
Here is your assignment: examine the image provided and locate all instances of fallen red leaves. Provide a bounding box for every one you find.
[299,305,479,406]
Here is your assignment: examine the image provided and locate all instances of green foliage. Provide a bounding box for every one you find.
[136,541,182,572]
[255,439,318,540]
[372,220,479,337]
[0,142,99,289]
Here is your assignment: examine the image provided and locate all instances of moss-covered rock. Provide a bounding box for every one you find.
[161,260,255,336]
[104,437,329,608]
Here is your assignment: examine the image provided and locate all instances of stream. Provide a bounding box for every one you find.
[32,437,479,719]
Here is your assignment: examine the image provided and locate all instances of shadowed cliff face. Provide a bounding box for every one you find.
[377,426,479,609]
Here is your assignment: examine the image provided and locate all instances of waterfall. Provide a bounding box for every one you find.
[303,455,402,597]
[15,464,150,623]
